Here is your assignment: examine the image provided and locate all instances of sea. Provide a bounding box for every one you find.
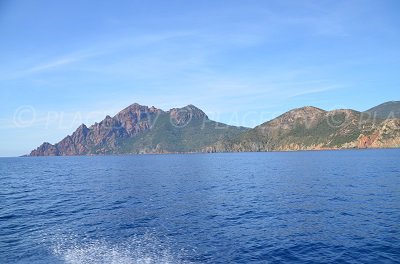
[1,150,399,263]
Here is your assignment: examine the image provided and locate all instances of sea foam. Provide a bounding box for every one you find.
[51,233,194,264]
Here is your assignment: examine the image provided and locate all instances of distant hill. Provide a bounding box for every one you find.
[29,101,400,156]
[364,101,400,119]
[206,104,400,152]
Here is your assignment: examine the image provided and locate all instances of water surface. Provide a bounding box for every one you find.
[1,150,399,263]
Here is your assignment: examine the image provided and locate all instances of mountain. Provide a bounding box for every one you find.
[29,101,400,156]
[364,101,400,119]
[30,103,249,156]
[206,105,400,152]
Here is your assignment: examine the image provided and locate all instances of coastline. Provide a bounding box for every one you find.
[23,146,400,157]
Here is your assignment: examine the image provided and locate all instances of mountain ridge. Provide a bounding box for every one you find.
[206,103,400,152]
[29,101,400,156]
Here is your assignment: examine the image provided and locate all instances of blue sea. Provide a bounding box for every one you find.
[1,150,400,263]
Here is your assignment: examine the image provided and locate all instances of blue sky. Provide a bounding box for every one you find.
[0,0,399,156]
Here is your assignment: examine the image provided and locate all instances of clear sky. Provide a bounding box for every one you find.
[0,0,399,156]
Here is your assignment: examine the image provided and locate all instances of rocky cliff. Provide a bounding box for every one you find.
[31,103,160,156]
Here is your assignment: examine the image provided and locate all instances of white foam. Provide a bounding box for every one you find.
[51,233,194,264]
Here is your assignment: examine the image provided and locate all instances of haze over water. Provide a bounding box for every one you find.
[1,150,399,263]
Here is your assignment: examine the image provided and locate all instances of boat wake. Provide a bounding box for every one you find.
[51,233,194,264]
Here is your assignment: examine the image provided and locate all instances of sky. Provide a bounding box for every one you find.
[0,0,399,156]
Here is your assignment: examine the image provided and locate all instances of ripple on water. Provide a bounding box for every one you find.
[1,151,400,263]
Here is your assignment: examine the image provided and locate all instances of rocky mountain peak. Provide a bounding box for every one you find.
[169,104,208,118]
[261,106,326,130]
[73,124,89,138]
[77,123,88,130]
[113,103,160,136]
[115,103,160,120]
[116,103,161,115]
[286,106,326,116]
[168,104,208,126]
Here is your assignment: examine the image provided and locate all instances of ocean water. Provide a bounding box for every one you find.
[1,150,400,263]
